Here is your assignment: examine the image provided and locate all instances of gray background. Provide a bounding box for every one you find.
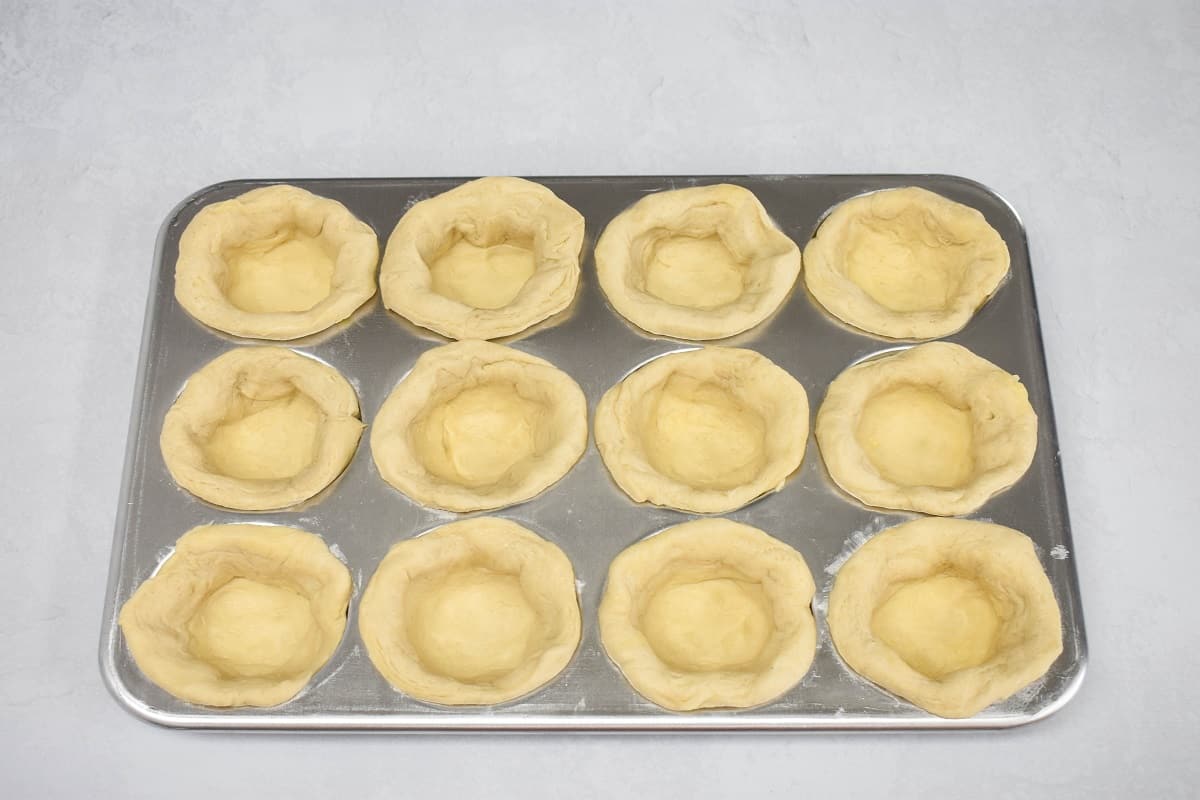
[2,0,1197,797]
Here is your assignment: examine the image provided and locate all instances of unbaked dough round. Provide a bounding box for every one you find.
[371,340,587,512]
[358,517,580,705]
[176,184,379,340]
[594,347,808,513]
[599,519,816,711]
[827,517,1062,718]
[816,342,1037,516]
[118,524,351,708]
[160,347,364,511]
[596,184,802,340]
[380,177,585,340]
[804,187,1010,339]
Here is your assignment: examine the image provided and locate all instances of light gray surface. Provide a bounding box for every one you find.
[100,175,1086,730]
[1,0,1196,795]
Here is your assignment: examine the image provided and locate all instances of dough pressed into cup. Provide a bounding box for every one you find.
[358,517,581,705]
[594,347,808,514]
[816,342,1037,516]
[160,347,364,511]
[175,184,379,340]
[599,519,816,711]
[371,340,587,512]
[827,517,1063,718]
[118,524,352,708]
[596,184,802,340]
[803,186,1010,340]
[380,177,585,340]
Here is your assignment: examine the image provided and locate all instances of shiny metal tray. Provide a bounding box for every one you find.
[99,175,1087,730]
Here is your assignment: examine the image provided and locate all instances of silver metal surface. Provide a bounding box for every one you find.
[98,175,1087,730]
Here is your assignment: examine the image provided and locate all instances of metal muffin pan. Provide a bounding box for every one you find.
[99,174,1087,730]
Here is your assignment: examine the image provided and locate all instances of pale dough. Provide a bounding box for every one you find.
[358,517,581,705]
[598,519,816,711]
[175,184,379,340]
[594,346,808,513]
[827,517,1063,718]
[596,184,802,340]
[380,177,585,340]
[160,347,364,511]
[803,187,1010,339]
[118,524,351,708]
[816,342,1037,516]
[370,340,587,512]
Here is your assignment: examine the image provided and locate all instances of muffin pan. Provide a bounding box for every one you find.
[99,175,1087,729]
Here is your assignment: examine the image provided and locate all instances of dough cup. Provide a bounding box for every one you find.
[599,519,816,711]
[595,346,808,514]
[358,518,581,705]
[596,183,801,340]
[827,517,1063,718]
[380,177,584,340]
[803,186,1010,340]
[118,524,351,708]
[175,184,379,340]
[816,342,1037,516]
[370,340,587,512]
[160,347,364,511]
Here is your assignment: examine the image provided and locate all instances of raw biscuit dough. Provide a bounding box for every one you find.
[175,184,379,340]
[160,347,364,511]
[595,184,802,340]
[827,517,1063,718]
[598,519,816,711]
[380,177,585,340]
[358,517,581,705]
[594,347,808,514]
[370,340,587,512]
[803,187,1010,339]
[118,524,351,708]
[816,342,1037,516]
